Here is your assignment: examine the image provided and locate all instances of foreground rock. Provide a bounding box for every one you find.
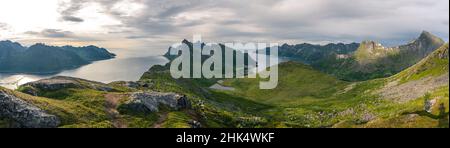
[121,92,191,114]
[0,90,60,128]
[21,76,115,96]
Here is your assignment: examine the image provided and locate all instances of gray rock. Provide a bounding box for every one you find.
[122,92,191,114]
[26,77,81,91]
[189,120,202,128]
[0,91,60,128]
[21,76,115,95]
[125,81,140,88]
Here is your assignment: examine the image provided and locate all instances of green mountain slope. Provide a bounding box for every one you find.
[393,43,449,83]
[286,31,446,81]
[216,43,448,128]
[357,43,449,128]
[222,62,349,105]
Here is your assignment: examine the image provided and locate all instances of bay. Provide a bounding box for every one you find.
[0,56,169,89]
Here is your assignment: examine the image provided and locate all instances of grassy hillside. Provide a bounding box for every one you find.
[218,62,385,127]
[2,86,113,128]
[222,62,349,106]
[217,43,448,127]
[393,43,449,83]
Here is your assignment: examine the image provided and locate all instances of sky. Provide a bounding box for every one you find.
[0,0,448,56]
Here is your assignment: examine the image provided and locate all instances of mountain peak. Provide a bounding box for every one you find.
[419,31,436,39]
[0,40,14,44]
[0,40,26,51]
[359,40,389,51]
[0,40,20,46]
[30,43,49,47]
[416,31,444,45]
[355,40,399,64]
[422,30,431,34]
[181,39,191,44]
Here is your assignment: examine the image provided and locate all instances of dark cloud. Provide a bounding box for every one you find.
[126,35,150,39]
[57,0,92,23]
[24,29,105,43]
[26,29,75,38]
[62,16,84,22]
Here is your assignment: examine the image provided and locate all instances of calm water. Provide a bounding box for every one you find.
[0,49,288,90]
[0,56,169,89]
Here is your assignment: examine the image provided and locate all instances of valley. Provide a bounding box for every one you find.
[0,33,448,128]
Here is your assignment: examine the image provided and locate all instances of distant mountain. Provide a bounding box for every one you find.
[62,45,116,61]
[329,31,445,81]
[0,41,116,73]
[278,42,360,64]
[163,39,254,78]
[279,31,445,81]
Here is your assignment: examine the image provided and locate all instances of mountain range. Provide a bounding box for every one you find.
[0,31,448,128]
[281,31,445,81]
[0,41,116,73]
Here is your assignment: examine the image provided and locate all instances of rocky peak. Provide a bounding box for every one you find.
[29,43,50,48]
[360,41,383,50]
[409,31,445,50]
[355,41,398,63]
[417,31,442,43]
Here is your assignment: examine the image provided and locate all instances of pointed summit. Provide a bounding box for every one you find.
[414,31,445,48]
[419,31,436,40]
[420,30,432,36]
[181,39,191,44]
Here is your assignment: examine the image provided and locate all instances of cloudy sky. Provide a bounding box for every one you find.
[0,0,448,56]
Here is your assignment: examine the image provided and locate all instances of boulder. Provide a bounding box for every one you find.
[188,120,202,128]
[121,92,191,114]
[0,91,60,128]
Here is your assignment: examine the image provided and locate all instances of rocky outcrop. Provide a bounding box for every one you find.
[0,90,60,128]
[379,73,449,102]
[110,81,154,89]
[21,76,115,96]
[25,77,82,91]
[121,92,191,114]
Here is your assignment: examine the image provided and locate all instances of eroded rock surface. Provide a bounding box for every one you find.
[121,92,191,114]
[0,90,60,128]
